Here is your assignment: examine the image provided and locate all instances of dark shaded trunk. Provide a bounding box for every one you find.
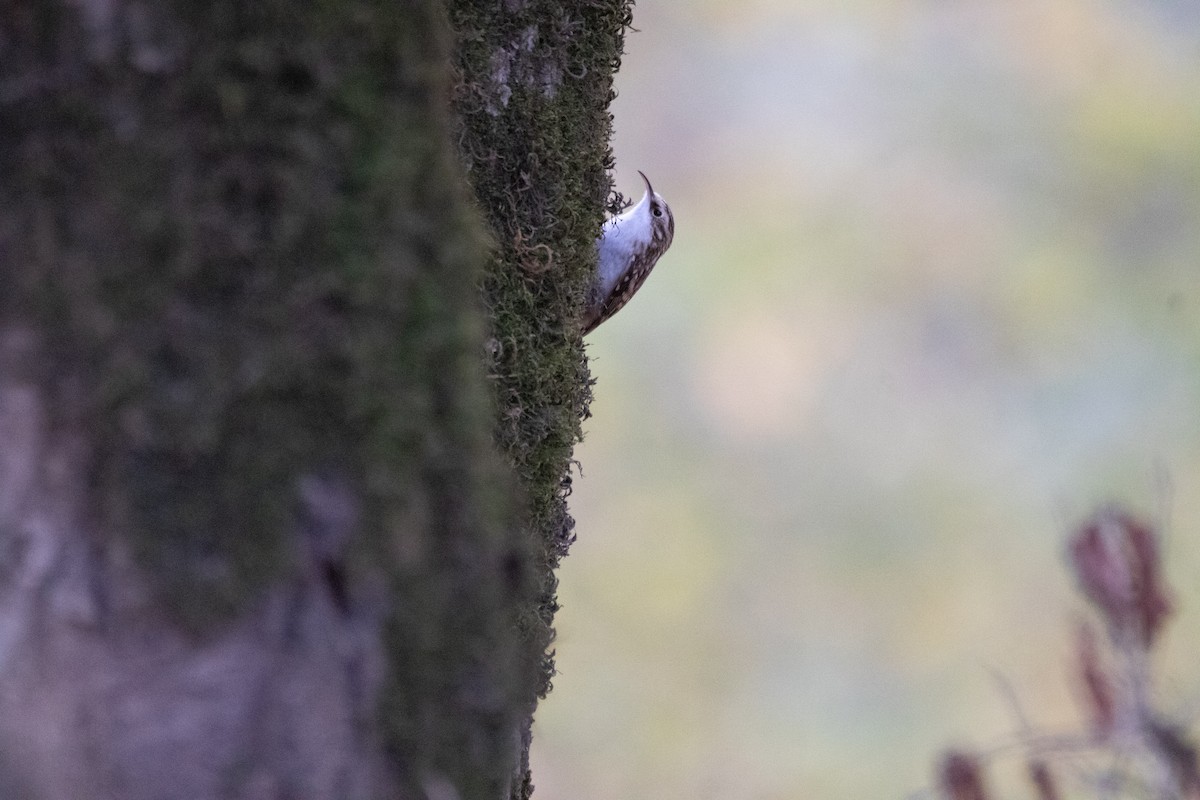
[0,1,630,798]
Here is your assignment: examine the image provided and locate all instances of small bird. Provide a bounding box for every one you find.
[583,171,675,335]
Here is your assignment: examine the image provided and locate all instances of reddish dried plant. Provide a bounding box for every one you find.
[1076,621,1116,737]
[938,751,991,800]
[1068,508,1172,647]
[930,506,1198,800]
[1147,720,1200,799]
[1027,759,1061,800]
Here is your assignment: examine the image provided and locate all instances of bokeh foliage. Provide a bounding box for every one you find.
[534,2,1200,798]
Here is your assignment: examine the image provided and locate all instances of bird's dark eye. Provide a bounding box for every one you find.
[652,206,663,217]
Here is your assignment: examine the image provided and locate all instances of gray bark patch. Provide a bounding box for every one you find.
[0,330,390,800]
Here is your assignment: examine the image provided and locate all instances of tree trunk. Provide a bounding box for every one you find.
[445,1,633,795]
[0,1,629,798]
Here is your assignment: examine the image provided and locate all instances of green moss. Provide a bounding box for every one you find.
[446,0,634,794]
[4,0,542,796]
[3,0,630,795]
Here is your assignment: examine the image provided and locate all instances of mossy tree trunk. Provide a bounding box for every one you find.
[445,1,633,795]
[0,1,628,799]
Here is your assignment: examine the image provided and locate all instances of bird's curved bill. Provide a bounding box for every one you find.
[637,170,653,195]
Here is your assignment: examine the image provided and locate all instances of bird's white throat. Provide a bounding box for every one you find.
[595,192,657,297]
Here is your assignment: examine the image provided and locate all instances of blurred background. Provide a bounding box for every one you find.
[529,1,1200,798]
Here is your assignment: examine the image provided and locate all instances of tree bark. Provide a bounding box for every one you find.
[0,1,630,797]
[444,2,633,794]
[0,1,535,798]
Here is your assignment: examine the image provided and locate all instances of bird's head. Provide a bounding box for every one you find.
[634,170,674,252]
